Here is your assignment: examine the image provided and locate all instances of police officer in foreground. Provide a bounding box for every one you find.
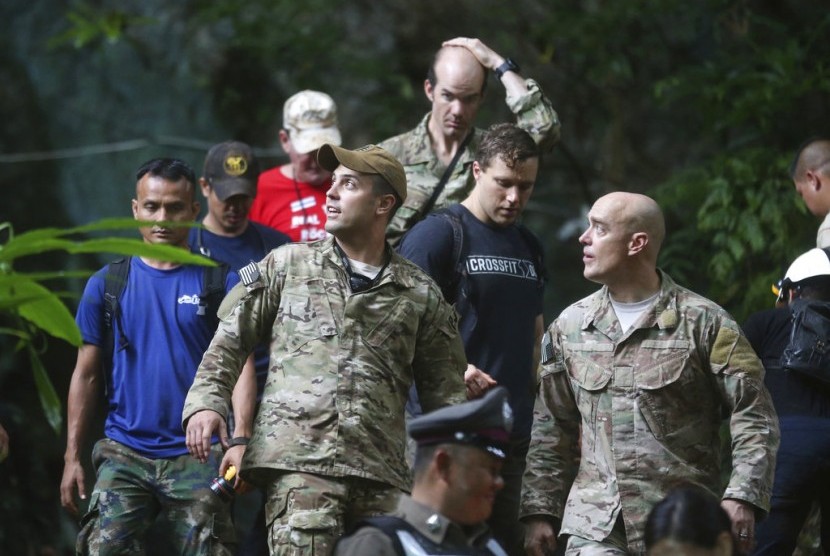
[334,387,513,556]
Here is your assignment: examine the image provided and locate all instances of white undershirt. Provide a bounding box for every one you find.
[610,293,659,333]
[349,258,383,279]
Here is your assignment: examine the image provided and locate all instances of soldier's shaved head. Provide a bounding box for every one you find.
[593,192,665,262]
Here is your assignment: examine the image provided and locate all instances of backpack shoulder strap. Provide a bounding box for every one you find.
[431,206,466,303]
[102,257,130,396]
[199,262,230,329]
[517,223,547,283]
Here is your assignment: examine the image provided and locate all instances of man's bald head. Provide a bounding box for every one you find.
[581,191,665,295]
[593,192,665,261]
[427,45,488,95]
[790,138,830,217]
[791,138,830,182]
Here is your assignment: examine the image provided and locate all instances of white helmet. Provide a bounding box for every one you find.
[784,248,830,284]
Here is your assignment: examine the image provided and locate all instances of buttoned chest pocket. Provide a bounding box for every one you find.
[564,342,614,445]
[634,340,719,448]
[277,278,337,353]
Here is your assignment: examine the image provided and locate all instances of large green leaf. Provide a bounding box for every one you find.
[61,238,216,265]
[29,346,62,435]
[0,275,82,346]
[0,220,210,264]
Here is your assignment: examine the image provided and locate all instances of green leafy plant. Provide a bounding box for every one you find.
[0,219,214,435]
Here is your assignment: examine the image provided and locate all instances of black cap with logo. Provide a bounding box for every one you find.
[203,141,260,201]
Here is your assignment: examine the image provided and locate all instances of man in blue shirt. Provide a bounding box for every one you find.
[60,158,254,555]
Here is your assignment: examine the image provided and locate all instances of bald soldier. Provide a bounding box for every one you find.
[790,137,830,248]
[520,192,779,555]
[379,36,560,244]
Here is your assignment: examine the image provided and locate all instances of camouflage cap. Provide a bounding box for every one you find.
[317,144,408,202]
[283,90,342,155]
[408,386,513,459]
[203,141,260,201]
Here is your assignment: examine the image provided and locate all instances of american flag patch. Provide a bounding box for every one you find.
[239,262,261,287]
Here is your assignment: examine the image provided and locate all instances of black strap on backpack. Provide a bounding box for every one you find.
[417,131,474,225]
[102,257,131,397]
[197,262,231,329]
[102,257,229,395]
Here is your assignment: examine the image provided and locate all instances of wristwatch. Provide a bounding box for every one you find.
[494,58,520,80]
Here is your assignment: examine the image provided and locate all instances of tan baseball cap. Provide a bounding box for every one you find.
[283,90,342,155]
[317,144,407,202]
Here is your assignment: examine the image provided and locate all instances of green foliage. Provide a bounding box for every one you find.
[0,219,214,434]
[47,3,153,49]
[654,148,814,321]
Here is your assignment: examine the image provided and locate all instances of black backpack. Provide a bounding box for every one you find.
[101,257,229,395]
[780,298,830,384]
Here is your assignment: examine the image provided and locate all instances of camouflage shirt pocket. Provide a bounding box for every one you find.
[635,340,718,448]
[365,298,416,349]
[277,277,337,353]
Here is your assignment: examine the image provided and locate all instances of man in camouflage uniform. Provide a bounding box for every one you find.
[183,144,468,556]
[521,192,780,556]
[379,36,560,244]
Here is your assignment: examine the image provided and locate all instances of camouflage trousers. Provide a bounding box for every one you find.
[264,471,402,556]
[76,438,236,555]
[565,514,632,555]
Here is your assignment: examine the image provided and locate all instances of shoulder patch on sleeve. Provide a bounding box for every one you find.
[712,324,763,376]
[438,306,460,337]
[541,331,555,365]
[710,325,738,369]
[239,261,262,289]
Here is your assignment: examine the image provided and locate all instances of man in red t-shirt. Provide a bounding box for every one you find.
[249,90,342,242]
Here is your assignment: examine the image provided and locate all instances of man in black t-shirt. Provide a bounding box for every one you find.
[398,123,544,556]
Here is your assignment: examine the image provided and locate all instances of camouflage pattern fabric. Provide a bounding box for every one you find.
[521,271,780,555]
[77,438,235,555]
[264,471,401,556]
[565,533,629,555]
[379,79,560,244]
[183,237,467,493]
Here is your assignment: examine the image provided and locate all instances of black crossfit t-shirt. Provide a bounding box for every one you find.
[398,204,544,438]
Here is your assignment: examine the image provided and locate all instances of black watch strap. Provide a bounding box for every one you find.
[494,58,520,80]
[228,436,250,447]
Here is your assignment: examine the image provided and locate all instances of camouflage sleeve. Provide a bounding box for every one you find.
[182,252,283,424]
[708,319,780,514]
[506,78,561,153]
[412,289,467,412]
[520,322,581,521]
